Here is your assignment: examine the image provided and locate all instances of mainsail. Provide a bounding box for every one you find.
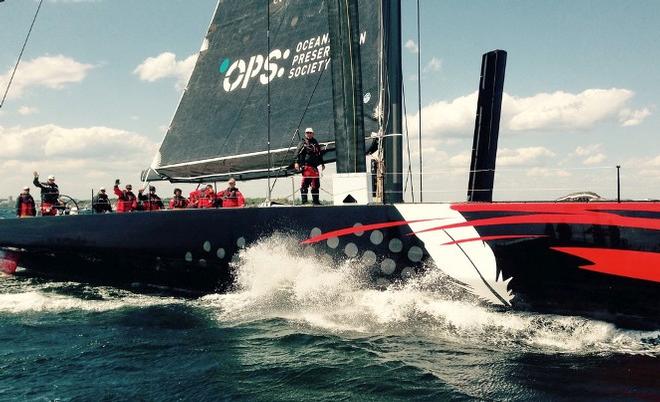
[152,0,381,182]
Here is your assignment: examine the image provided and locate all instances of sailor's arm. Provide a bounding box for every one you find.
[15,197,21,217]
[32,175,44,189]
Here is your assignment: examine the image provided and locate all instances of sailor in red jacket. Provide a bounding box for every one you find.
[169,188,189,209]
[294,128,325,205]
[138,186,164,211]
[113,179,138,213]
[218,178,245,208]
[16,186,36,218]
[192,184,218,208]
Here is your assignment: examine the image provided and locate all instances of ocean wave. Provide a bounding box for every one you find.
[0,279,180,313]
[199,234,660,356]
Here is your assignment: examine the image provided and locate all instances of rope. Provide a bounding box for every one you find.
[1,0,44,109]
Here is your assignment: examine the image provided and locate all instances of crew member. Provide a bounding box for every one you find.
[169,188,189,209]
[32,171,60,216]
[195,184,218,208]
[16,186,36,218]
[294,127,325,205]
[218,178,245,208]
[113,179,138,213]
[138,185,164,211]
[188,188,201,207]
[92,187,112,214]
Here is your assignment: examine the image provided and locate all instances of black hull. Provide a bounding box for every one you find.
[1,202,659,329]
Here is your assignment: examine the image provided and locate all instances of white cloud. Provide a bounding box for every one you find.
[0,55,94,99]
[408,92,477,136]
[18,106,38,115]
[423,57,442,73]
[448,152,470,168]
[0,124,158,197]
[574,144,607,165]
[133,52,197,89]
[525,167,572,178]
[506,89,638,131]
[0,124,156,160]
[497,147,556,166]
[618,107,652,127]
[408,88,649,138]
[583,154,606,165]
[404,40,418,54]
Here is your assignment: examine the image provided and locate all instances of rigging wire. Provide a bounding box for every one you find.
[266,0,272,201]
[416,0,423,202]
[1,0,45,109]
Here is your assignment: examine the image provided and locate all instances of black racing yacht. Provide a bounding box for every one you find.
[1,0,658,329]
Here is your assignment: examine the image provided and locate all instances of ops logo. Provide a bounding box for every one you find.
[219,49,291,92]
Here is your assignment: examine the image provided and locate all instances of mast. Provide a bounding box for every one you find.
[383,0,403,203]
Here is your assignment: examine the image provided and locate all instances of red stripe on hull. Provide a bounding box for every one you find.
[451,202,660,214]
[412,212,660,235]
[552,247,660,283]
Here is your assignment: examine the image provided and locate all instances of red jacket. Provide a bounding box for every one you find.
[169,195,189,209]
[189,188,217,208]
[16,194,36,217]
[114,185,137,213]
[218,187,245,208]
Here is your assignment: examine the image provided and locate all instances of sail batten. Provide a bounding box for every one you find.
[153,0,381,182]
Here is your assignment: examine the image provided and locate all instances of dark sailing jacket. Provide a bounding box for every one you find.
[169,195,189,209]
[16,194,36,217]
[138,191,164,211]
[296,137,324,168]
[92,193,112,213]
[33,177,59,204]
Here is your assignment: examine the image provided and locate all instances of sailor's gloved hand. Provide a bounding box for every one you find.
[115,179,120,186]
[33,171,39,178]
[294,163,300,171]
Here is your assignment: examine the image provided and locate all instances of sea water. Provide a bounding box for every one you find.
[0,210,658,400]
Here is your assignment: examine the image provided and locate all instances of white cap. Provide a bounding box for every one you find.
[305,127,314,133]
[47,175,55,180]
[23,186,30,191]
[99,187,105,191]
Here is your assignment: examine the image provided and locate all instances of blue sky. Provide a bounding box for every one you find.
[1,0,658,201]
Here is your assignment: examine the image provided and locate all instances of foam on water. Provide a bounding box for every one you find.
[201,234,660,356]
[0,278,180,314]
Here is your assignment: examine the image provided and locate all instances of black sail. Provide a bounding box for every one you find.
[153,0,381,182]
[327,0,366,174]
